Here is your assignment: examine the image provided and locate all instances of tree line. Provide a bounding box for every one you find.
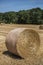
[0,7,43,24]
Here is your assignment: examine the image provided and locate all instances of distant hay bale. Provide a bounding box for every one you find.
[5,28,40,58]
[39,25,43,29]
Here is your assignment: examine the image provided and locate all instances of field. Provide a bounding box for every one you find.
[0,24,43,65]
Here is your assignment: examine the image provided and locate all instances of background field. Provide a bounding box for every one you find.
[0,24,43,65]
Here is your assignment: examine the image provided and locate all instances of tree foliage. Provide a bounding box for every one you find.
[0,8,43,24]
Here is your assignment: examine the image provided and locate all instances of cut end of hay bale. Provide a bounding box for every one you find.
[17,29,40,58]
[39,25,43,29]
[5,28,40,58]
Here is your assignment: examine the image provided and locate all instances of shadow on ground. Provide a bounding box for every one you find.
[3,51,23,60]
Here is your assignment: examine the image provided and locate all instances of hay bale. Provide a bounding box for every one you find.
[39,25,43,29]
[5,28,40,58]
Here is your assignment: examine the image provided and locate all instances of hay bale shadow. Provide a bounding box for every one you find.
[3,51,23,60]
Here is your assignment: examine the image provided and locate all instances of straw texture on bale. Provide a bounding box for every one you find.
[5,28,40,58]
[39,25,43,29]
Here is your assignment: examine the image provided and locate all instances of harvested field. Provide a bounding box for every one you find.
[0,24,43,65]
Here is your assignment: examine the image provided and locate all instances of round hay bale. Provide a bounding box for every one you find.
[39,25,43,29]
[5,28,40,58]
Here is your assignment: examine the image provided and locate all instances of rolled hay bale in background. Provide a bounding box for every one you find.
[39,25,43,29]
[5,28,40,58]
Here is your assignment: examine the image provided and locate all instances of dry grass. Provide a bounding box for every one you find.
[0,24,43,65]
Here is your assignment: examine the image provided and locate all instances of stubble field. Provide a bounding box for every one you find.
[0,24,43,65]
